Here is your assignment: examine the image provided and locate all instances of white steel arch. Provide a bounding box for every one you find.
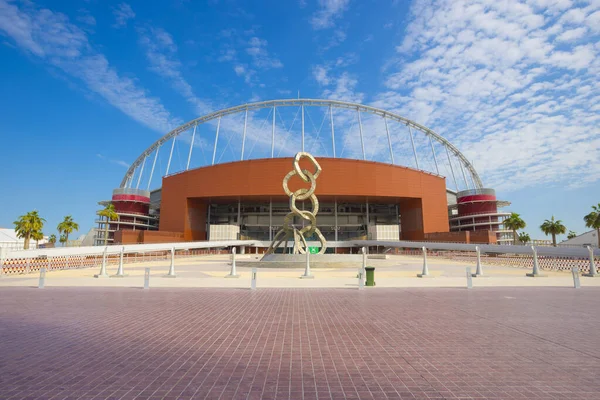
[120,99,483,189]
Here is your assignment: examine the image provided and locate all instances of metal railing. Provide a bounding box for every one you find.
[457,188,496,197]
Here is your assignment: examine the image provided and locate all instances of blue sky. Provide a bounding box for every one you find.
[0,0,599,242]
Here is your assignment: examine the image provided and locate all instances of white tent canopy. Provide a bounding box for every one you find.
[0,228,47,250]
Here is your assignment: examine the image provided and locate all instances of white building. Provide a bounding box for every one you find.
[0,228,48,250]
[560,230,599,248]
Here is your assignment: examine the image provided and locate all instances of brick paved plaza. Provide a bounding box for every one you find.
[1,288,600,399]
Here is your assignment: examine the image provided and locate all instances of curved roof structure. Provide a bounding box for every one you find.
[121,99,483,191]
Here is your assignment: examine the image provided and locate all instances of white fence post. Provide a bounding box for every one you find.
[301,250,314,279]
[226,247,239,278]
[165,247,177,278]
[94,248,109,278]
[472,246,484,277]
[112,246,127,277]
[526,246,546,277]
[583,246,598,277]
[417,246,432,278]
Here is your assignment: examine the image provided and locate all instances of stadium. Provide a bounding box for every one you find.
[94,99,512,248]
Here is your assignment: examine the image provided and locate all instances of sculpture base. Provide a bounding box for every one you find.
[250,254,362,269]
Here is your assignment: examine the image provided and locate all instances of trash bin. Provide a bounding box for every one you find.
[365,266,376,286]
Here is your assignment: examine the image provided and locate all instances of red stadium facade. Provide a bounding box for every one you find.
[93,99,513,247]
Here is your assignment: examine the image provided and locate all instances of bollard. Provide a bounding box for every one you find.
[38,267,46,289]
[165,247,177,278]
[472,246,485,277]
[466,267,473,289]
[526,246,546,277]
[358,269,364,290]
[226,247,240,278]
[94,248,109,278]
[417,246,432,278]
[144,268,150,289]
[572,267,581,289]
[583,246,598,277]
[360,247,367,278]
[251,268,257,290]
[301,250,314,279]
[111,247,128,277]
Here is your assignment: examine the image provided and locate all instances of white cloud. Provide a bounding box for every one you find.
[321,72,364,104]
[233,63,255,84]
[587,10,600,32]
[312,65,330,85]
[320,29,346,51]
[246,36,283,69]
[0,0,178,133]
[138,27,211,115]
[378,0,600,192]
[97,154,129,168]
[310,0,350,30]
[218,48,236,62]
[113,3,135,28]
[555,26,587,41]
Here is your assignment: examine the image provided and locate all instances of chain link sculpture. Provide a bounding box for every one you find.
[266,152,327,255]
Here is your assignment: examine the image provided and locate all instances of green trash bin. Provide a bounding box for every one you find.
[365,266,376,286]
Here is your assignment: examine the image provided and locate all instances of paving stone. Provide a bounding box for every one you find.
[0,287,599,399]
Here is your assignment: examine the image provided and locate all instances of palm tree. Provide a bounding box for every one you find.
[48,234,57,246]
[567,231,577,240]
[517,232,531,245]
[31,231,44,248]
[583,203,600,247]
[57,216,79,247]
[59,234,67,246]
[98,204,119,245]
[503,212,526,245]
[540,216,567,247]
[13,211,45,250]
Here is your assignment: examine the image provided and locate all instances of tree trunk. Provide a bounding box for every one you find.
[597,228,600,248]
[104,218,109,246]
[65,233,69,247]
[24,235,30,250]
[552,233,556,247]
[513,229,517,245]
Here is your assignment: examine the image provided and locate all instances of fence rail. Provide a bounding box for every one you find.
[0,239,597,276]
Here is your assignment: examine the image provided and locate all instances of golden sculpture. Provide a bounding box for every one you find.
[266,152,327,255]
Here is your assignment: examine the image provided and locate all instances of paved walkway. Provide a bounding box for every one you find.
[0,255,598,288]
[1,287,600,399]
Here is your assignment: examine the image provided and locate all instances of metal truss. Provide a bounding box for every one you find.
[120,99,484,189]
